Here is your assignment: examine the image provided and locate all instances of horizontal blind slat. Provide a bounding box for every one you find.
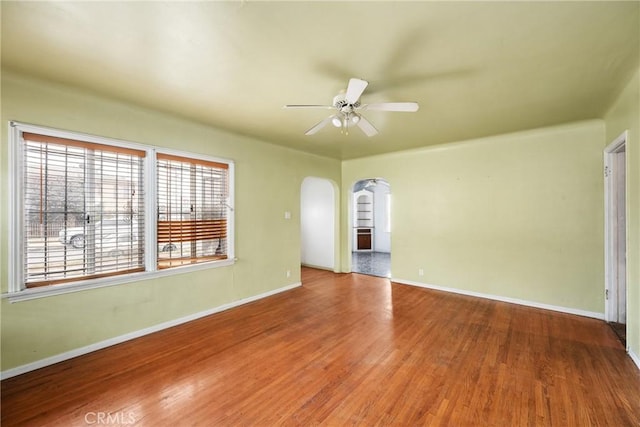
[26,267,146,287]
[157,220,227,243]
[23,133,146,157]
[157,153,228,170]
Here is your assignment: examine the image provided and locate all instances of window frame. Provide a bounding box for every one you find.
[7,122,235,302]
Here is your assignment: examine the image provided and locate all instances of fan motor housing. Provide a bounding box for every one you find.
[333,94,360,111]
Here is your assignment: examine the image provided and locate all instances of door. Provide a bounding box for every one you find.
[615,151,626,324]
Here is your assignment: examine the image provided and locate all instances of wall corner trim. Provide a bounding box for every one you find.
[391,278,604,320]
[0,282,302,380]
[629,349,640,372]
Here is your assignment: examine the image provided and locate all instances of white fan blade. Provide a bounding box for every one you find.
[284,104,334,109]
[345,78,369,104]
[357,116,378,137]
[305,115,337,135]
[362,102,419,112]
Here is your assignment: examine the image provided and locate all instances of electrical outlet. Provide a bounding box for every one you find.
[418,268,424,276]
[284,211,291,220]
[286,270,291,278]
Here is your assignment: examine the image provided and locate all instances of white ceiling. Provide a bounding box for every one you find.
[2,1,638,160]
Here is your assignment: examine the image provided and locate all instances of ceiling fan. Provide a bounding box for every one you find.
[284,78,419,137]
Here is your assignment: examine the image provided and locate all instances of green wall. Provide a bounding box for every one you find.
[0,71,341,371]
[342,120,606,314]
[2,67,637,373]
[604,68,640,360]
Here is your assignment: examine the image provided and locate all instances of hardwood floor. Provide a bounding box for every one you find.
[2,267,639,426]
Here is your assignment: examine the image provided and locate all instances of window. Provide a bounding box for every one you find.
[21,132,145,287]
[9,122,234,297]
[156,153,229,269]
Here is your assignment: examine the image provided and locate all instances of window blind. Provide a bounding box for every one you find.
[22,132,146,287]
[157,153,229,269]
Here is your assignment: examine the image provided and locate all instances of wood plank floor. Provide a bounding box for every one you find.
[2,267,639,426]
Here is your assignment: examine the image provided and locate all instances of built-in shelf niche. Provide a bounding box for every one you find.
[355,193,373,228]
[354,190,374,251]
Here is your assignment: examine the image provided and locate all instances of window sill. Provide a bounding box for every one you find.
[2,258,236,303]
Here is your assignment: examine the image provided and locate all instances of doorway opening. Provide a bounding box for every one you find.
[604,131,627,348]
[351,178,391,278]
[301,177,336,271]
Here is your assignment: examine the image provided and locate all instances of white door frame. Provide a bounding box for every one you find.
[604,130,627,327]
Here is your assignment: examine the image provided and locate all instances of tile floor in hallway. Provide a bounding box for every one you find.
[351,251,391,278]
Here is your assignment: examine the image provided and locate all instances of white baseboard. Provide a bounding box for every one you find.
[629,349,640,371]
[1,282,301,380]
[392,278,604,320]
[301,263,335,272]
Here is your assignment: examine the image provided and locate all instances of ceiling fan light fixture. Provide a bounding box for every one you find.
[285,77,418,137]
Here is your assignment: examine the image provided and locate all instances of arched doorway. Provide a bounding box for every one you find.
[300,177,336,270]
[351,178,391,278]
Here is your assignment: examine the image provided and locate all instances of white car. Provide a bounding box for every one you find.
[59,219,137,249]
[58,220,177,255]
